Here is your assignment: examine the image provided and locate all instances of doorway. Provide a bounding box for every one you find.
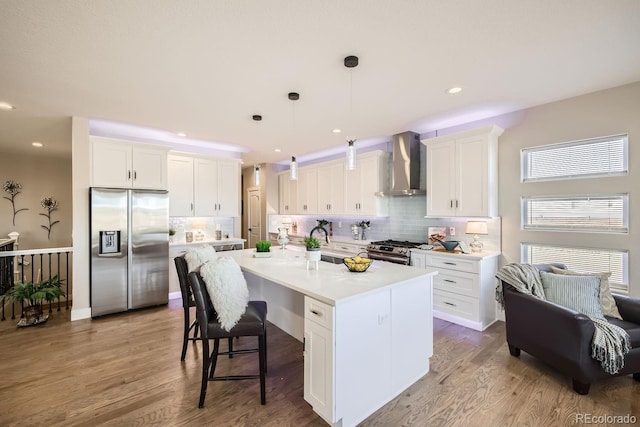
[247,187,261,248]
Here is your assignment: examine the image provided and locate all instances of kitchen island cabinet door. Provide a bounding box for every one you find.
[303,314,335,423]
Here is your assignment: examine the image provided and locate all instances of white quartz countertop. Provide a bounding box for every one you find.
[224,247,437,307]
[170,238,246,247]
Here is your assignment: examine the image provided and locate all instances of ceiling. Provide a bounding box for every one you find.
[1,1,639,164]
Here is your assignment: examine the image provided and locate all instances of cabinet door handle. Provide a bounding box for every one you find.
[310,309,323,317]
[128,170,131,180]
[190,203,194,211]
[133,171,137,180]
[455,200,459,208]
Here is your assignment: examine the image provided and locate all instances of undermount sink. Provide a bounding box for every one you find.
[320,254,344,264]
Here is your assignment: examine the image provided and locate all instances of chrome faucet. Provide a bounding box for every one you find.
[310,225,330,244]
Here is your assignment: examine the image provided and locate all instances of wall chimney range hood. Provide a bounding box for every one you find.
[375,131,426,196]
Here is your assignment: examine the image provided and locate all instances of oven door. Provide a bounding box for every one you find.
[367,251,410,265]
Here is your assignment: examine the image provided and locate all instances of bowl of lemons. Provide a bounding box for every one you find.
[343,253,373,273]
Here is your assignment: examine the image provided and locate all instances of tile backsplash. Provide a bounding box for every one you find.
[268,195,501,252]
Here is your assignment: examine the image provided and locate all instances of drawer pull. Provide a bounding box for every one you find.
[310,309,323,317]
[444,302,457,307]
[444,279,456,283]
[443,262,457,266]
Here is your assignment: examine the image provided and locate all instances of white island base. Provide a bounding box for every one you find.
[226,248,437,426]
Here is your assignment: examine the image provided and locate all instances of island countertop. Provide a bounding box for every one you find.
[225,247,437,307]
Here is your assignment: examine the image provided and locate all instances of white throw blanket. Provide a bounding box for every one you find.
[496,263,630,375]
[201,257,249,331]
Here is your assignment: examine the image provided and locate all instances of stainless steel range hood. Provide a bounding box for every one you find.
[375,131,426,196]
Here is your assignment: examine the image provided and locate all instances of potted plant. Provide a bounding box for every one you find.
[254,240,272,257]
[303,236,322,262]
[0,275,65,326]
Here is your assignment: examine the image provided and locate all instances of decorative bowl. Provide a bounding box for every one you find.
[440,241,460,251]
[343,253,372,272]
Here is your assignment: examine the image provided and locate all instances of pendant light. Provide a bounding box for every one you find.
[288,92,299,181]
[344,55,359,170]
[252,114,262,186]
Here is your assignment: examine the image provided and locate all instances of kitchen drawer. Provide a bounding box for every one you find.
[304,297,334,329]
[433,269,479,298]
[426,255,478,273]
[433,289,479,322]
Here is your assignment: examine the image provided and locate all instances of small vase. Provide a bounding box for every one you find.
[306,248,321,270]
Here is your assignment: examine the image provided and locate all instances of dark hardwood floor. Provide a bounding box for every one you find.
[0,300,638,426]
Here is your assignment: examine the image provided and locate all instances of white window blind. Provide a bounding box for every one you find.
[522,194,628,233]
[521,134,628,182]
[522,243,628,292]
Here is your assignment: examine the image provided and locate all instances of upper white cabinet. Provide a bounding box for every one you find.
[344,151,389,216]
[91,136,168,190]
[168,153,240,217]
[422,125,503,217]
[278,173,297,214]
[317,161,345,215]
[296,167,318,214]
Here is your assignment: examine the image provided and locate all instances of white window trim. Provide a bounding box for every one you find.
[521,193,629,234]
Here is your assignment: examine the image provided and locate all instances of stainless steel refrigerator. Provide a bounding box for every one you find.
[90,188,169,317]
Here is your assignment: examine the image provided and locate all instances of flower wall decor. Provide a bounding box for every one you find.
[40,196,60,240]
[3,180,28,226]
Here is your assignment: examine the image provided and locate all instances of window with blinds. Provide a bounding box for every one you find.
[522,243,628,292]
[521,134,628,182]
[522,194,628,233]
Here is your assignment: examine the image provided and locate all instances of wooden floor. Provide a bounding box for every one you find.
[1,301,638,427]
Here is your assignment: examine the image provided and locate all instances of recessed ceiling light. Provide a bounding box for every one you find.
[446,87,462,95]
[177,132,187,137]
[0,101,15,110]
[332,128,341,134]
[32,142,43,147]
[274,148,281,153]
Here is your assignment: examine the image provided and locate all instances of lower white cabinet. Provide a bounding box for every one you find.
[411,250,499,331]
[304,277,432,426]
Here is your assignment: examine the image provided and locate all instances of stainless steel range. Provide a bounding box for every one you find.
[366,240,424,265]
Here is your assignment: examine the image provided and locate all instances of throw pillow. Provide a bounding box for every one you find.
[200,257,249,331]
[540,271,605,319]
[550,266,622,319]
[185,245,218,272]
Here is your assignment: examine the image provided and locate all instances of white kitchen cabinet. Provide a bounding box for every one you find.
[416,250,499,331]
[316,161,345,215]
[91,136,168,190]
[304,276,432,426]
[296,166,318,214]
[344,151,389,216]
[278,173,297,214]
[423,125,503,217]
[168,153,240,217]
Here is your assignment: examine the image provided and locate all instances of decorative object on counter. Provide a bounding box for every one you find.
[329,221,333,236]
[440,240,460,252]
[428,227,447,245]
[185,231,194,243]
[169,228,176,243]
[343,252,372,273]
[215,230,222,240]
[254,240,272,258]
[351,223,360,240]
[357,220,370,240]
[277,227,289,250]
[195,230,204,241]
[39,196,60,240]
[291,221,298,234]
[3,180,28,226]
[466,221,488,252]
[0,275,65,327]
[304,236,321,270]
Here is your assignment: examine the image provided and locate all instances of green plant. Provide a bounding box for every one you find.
[255,240,271,252]
[169,228,176,236]
[303,236,321,249]
[0,275,65,308]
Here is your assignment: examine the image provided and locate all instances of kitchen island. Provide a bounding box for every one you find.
[224,247,437,427]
